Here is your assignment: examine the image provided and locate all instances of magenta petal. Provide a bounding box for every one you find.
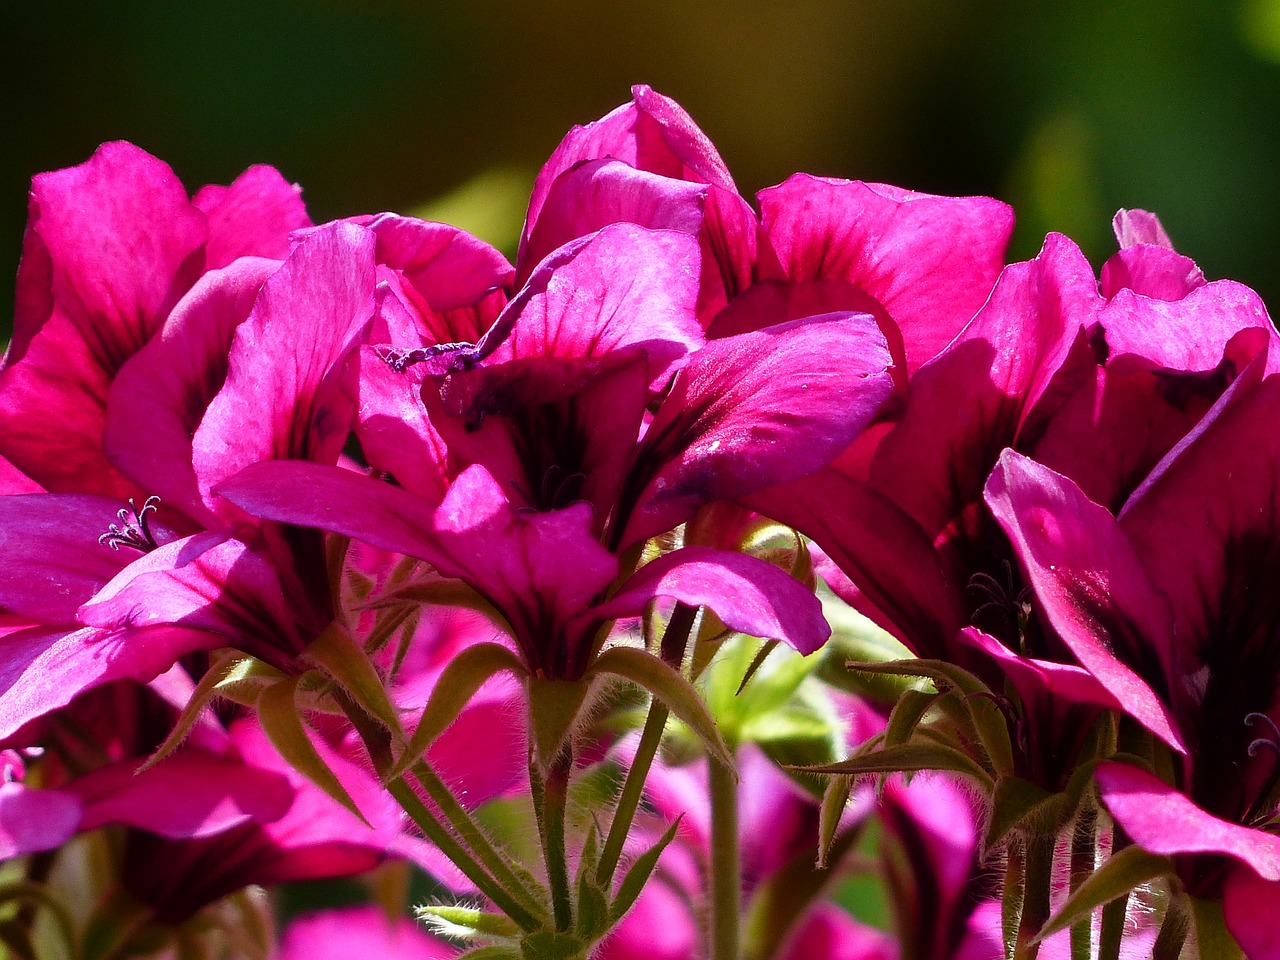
[625,312,893,545]
[1099,245,1205,301]
[959,626,1122,710]
[1098,762,1280,880]
[494,223,704,391]
[280,906,455,960]
[1112,209,1174,249]
[1223,868,1280,960]
[984,451,1185,752]
[0,494,131,622]
[0,781,81,857]
[525,85,735,253]
[595,880,700,960]
[519,158,709,288]
[72,750,294,838]
[1101,279,1278,373]
[193,164,310,269]
[105,258,278,524]
[0,622,220,740]
[192,221,376,509]
[78,533,307,658]
[591,545,829,655]
[777,903,896,960]
[0,143,207,497]
[368,214,512,345]
[759,174,1014,373]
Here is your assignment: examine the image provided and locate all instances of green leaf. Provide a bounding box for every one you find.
[589,647,734,770]
[391,642,529,778]
[209,656,288,708]
[611,816,682,924]
[306,623,404,740]
[1035,845,1171,943]
[802,741,994,792]
[415,905,521,940]
[1190,897,1245,960]
[137,652,250,771]
[0,880,75,956]
[256,676,368,823]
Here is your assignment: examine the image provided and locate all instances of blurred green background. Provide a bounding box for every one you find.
[5,0,1280,338]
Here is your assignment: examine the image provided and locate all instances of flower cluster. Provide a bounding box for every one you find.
[1,87,1277,959]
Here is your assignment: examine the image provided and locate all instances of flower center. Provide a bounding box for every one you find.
[967,559,1032,649]
[98,496,162,553]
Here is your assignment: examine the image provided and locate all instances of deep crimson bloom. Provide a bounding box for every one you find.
[986,366,1280,956]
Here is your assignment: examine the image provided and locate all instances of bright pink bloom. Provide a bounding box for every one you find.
[280,906,455,960]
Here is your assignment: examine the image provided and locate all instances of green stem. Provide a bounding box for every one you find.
[1013,834,1054,960]
[535,745,575,932]
[1098,832,1131,960]
[1190,897,1245,959]
[1152,893,1190,960]
[409,761,549,922]
[386,778,541,931]
[1003,839,1026,960]
[596,602,697,889]
[336,690,542,931]
[709,750,740,960]
[1068,808,1097,960]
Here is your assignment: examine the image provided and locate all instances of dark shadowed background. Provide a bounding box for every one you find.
[6,0,1280,338]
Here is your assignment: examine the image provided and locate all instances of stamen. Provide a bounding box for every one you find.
[379,340,477,374]
[1243,713,1280,826]
[98,496,162,553]
[1246,712,1280,743]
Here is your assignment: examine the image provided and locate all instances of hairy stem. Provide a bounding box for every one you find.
[709,750,741,960]
[1068,807,1097,960]
[1013,833,1054,960]
[535,744,575,932]
[596,602,698,888]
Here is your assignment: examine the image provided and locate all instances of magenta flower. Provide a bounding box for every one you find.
[220,214,891,678]
[280,906,456,960]
[985,364,1280,953]
[0,142,308,501]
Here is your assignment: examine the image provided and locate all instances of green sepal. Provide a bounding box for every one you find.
[256,676,369,823]
[611,815,682,924]
[848,659,1014,777]
[0,921,36,960]
[453,946,522,960]
[817,775,853,869]
[136,652,250,772]
[390,642,529,779]
[1034,845,1171,943]
[736,639,780,695]
[306,623,404,740]
[528,676,590,772]
[802,741,995,793]
[574,823,610,941]
[815,602,915,703]
[589,647,734,771]
[883,688,939,748]
[415,905,522,941]
[986,776,1056,853]
[207,656,288,708]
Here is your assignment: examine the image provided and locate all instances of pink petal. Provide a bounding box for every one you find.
[280,906,455,960]
[524,85,735,255]
[777,904,897,960]
[0,781,81,857]
[591,545,830,655]
[1112,209,1174,249]
[1,142,207,497]
[72,750,294,838]
[192,221,376,511]
[1098,762,1280,880]
[1223,867,1280,960]
[624,312,893,545]
[984,451,1186,752]
[1099,245,1205,301]
[193,164,311,269]
[759,174,1014,374]
[105,258,278,525]
[493,223,704,391]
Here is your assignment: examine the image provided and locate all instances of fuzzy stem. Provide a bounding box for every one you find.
[337,690,542,931]
[1152,893,1190,960]
[709,750,741,960]
[1097,832,1131,960]
[596,602,698,889]
[535,744,575,932]
[1013,834,1054,960]
[1068,807,1097,960]
[409,761,549,922]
